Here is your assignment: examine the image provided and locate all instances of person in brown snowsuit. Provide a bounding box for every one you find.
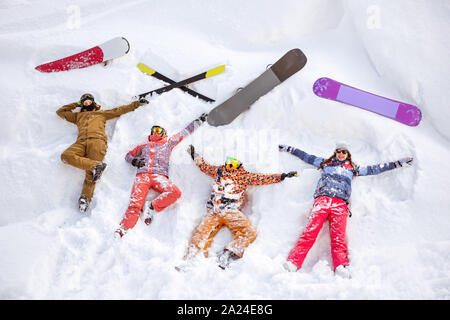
[56,93,147,212]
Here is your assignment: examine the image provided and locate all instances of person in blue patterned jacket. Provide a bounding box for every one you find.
[279,142,413,278]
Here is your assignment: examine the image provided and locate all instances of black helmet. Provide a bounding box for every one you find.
[79,93,99,112]
[80,93,95,104]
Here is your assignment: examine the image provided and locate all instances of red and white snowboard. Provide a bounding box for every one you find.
[35,37,130,72]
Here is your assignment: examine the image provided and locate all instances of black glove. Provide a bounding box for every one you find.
[279,144,293,153]
[199,113,208,122]
[194,113,208,125]
[281,171,297,181]
[187,144,198,160]
[139,98,149,104]
[131,157,146,168]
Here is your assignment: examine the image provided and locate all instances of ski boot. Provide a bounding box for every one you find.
[174,260,193,273]
[114,227,127,239]
[283,261,299,272]
[141,201,155,225]
[335,265,351,279]
[217,249,239,270]
[78,195,89,213]
[92,162,107,182]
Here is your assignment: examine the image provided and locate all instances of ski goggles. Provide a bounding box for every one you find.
[151,126,166,137]
[335,149,348,155]
[225,157,242,169]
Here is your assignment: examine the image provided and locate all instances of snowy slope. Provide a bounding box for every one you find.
[0,0,449,299]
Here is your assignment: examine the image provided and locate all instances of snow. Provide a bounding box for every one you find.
[1,0,449,299]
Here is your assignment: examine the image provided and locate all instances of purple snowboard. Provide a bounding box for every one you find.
[313,77,422,126]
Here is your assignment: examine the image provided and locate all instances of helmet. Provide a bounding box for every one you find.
[79,93,99,112]
[80,93,95,104]
[150,125,167,137]
[225,157,242,170]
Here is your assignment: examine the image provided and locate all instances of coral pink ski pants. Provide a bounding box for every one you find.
[287,196,349,270]
[120,173,181,230]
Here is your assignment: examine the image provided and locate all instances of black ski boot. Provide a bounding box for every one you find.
[92,162,107,182]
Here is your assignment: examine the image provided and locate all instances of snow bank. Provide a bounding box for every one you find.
[0,0,449,299]
[345,0,450,140]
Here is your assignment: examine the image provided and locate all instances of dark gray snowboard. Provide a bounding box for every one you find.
[207,48,307,127]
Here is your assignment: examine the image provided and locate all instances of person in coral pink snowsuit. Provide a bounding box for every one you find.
[115,113,207,237]
[279,143,413,277]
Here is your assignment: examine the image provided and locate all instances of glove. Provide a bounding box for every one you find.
[131,157,146,168]
[194,113,208,125]
[395,157,413,168]
[139,98,149,104]
[279,144,293,153]
[187,144,199,160]
[281,171,297,180]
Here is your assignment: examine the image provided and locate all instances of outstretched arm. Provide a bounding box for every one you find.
[187,144,219,179]
[279,145,324,168]
[245,172,283,186]
[56,102,79,123]
[246,170,298,185]
[168,113,208,149]
[357,157,413,176]
[103,100,142,120]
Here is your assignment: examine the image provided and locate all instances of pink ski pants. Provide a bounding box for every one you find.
[120,173,181,230]
[287,196,349,270]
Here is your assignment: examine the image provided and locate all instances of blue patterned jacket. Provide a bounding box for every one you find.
[289,147,397,202]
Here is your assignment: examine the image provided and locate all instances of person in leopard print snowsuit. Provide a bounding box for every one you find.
[183,145,297,268]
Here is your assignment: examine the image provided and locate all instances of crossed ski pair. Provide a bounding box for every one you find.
[136,63,225,102]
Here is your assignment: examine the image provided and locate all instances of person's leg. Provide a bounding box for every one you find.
[223,210,257,258]
[120,174,152,230]
[61,141,97,172]
[81,139,107,201]
[148,174,182,212]
[185,210,221,259]
[286,196,331,269]
[328,198,350,270]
